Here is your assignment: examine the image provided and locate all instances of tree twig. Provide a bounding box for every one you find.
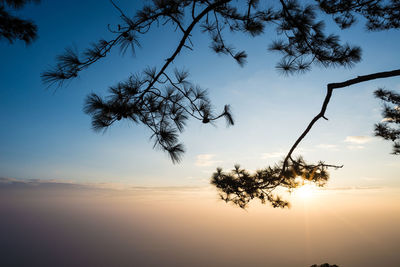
[280,68,400,176]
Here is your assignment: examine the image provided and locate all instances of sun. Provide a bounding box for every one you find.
[295,183,318,199]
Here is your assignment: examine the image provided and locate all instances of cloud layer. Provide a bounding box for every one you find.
[345,136,372,144]
[195,154,222,167]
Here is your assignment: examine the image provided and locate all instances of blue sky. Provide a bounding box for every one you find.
[1,0,399,187]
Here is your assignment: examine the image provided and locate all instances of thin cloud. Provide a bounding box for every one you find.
[316,144,338,150]
[261,151,285,159]
[345,136,372,144]
[381,106,399,122]
[0,177,87,189]
[261,147,313,160]
[295,147,313,154]
[361,177,382,181]
[322,186,383,191]
[0,177,205,192]
[195,154,222,167]
[382,117,395,122]
[347,145,365,150]
[385,162,400,167]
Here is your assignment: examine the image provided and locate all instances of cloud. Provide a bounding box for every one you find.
[344,136,372,144]
[361,177,382,181]
[322,186,383,191]
[195,154,222,167]
[347,145,365,150]
[316,144,338,150]
[385,162,400,167]
[261,147,314,160]
[0,177,205,192]
[0,177,83,189]
[261,151,285,159]
[294,147,313,154]
[382,117,395,122]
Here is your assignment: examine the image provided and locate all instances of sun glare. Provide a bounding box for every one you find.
[295,184,318,199]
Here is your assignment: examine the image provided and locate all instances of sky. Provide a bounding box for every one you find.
[0,0,399,187]
[0,1,400,266]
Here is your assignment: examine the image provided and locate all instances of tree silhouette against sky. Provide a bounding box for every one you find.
[40,0,400,208]
[0,0,39,44]
[310,263,339,267]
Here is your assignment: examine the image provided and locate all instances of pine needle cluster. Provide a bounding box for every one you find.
[318,0,400,30]
[374,88,400,155]
[0,0,39,44]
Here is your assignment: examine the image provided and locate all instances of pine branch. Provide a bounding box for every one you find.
[140,0,231,96]
[281,68,400,175]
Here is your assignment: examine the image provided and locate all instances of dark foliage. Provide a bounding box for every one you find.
[1,0,39,9]
[211,156,340,208]
[318,0,400,30]
[0,0,39,44]
[83,69,234,163]
[310,263,339,267]
[268,0,361,74]
[374,88,400,155]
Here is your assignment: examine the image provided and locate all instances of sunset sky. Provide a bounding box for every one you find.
[0,1,399,266]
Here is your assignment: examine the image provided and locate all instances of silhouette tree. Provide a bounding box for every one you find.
[0,0,39,44]
[42,0,400,207]
[310,264,339,267]
[211,157,339,208]
[374,88,400,155]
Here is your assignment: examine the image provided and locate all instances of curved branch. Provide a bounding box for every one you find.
[281,68,400,175]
